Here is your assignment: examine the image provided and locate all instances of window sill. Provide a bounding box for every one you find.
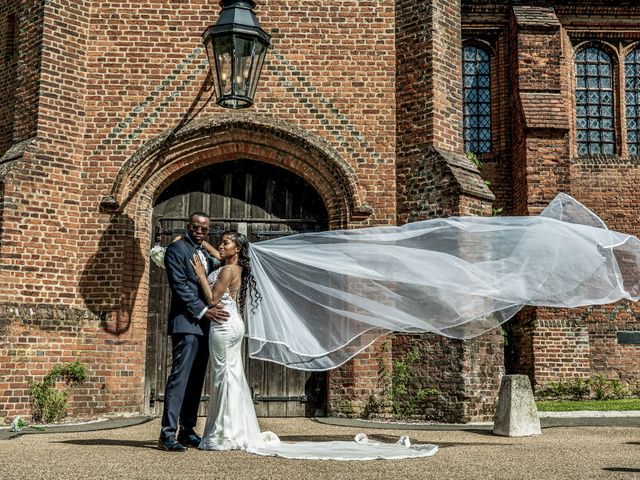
[572,154,640,165]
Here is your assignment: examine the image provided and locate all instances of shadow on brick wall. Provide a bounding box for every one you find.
[79,213,144,335]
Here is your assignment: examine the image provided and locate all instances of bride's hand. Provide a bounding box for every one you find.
[201,240,222,260]
[190,254,206,278]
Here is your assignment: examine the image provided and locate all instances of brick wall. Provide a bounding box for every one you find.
[503,3,640,390]
[568,161,640,384]
[392,334,466,422]
[0,4,18,152]
[531,313,592,384]
[395,0,501,423]
[2,0,640,423]
[392,330,503,423]
[515,302,640,388]
[584,304,640,383]
[0,0,44,153]
[327,337,392,417]
[0,0,398,422]
[397,0,494,223]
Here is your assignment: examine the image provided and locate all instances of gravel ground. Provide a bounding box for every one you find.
[0,418,638,480]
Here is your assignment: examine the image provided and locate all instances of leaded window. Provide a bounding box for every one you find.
[625,47,640,155]
[575,47,615,155]
[463,45,491,154]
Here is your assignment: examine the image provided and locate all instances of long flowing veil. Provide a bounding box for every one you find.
[246,193,640,371]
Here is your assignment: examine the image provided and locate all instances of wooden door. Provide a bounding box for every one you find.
[145,160,328,417]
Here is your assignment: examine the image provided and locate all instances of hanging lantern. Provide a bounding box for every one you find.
[203,0,271,109]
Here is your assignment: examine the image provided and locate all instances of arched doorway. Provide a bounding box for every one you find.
[145,159,329,417]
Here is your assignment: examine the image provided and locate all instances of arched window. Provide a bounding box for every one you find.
[463,45,491,154]
[625,47,640,155]
[575,47,615,155]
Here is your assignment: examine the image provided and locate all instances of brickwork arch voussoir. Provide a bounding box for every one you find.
[102,113,371,229]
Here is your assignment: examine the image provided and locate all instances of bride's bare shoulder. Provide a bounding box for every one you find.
[215,265,237,281]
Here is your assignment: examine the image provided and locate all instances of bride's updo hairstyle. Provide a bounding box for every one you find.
[223,230,262,315]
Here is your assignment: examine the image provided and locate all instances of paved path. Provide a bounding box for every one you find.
[0,418,638,480]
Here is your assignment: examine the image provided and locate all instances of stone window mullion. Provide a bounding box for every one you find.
[624,45,640,157]
[618,42,628,159]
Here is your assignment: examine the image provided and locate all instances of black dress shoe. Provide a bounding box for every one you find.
[177,432,202,448]
[158,436,187,452]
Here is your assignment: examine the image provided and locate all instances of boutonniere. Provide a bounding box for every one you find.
[150,244,166,269]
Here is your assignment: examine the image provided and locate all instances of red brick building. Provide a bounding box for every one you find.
[0,0,638,424]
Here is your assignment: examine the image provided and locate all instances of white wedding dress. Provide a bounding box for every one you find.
[198,268,438,460]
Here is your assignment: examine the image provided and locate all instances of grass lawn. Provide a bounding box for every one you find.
[536,398,640,412]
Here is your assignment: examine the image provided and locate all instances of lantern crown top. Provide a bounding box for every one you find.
[220,0,255,8]
[204,0,270,45]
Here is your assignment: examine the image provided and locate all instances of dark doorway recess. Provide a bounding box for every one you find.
[146,159,329,417]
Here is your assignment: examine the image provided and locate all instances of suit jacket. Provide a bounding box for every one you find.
[165,235,219,336]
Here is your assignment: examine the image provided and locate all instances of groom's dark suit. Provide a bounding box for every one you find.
[160,234,218,440]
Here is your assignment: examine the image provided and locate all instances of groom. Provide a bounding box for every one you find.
[158,211,228,452]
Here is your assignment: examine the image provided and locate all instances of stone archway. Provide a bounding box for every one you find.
[102,112,371,228]
[147,159,330,417]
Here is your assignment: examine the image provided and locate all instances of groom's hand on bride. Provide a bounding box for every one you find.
[204,304,229,324]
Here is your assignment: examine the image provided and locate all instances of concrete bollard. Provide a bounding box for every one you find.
[493,374,541,437]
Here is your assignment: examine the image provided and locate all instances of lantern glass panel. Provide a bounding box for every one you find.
[212,35,234,96]
[205,39,221,100]
[248,41,267,99]
[232,36,255,99]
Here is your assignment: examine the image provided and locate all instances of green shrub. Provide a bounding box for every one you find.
[465,151,482,170]
[590,374,608,401]
[610,379,627,400]
[415,387,440,402]
[390,347,439,418]
[570,377,590,400]
[548,380,570,399]
[30,360,87,423]
[536,374,640,402]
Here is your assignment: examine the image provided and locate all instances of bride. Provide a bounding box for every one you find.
[190,231,438,459]
[191,231,263,452]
